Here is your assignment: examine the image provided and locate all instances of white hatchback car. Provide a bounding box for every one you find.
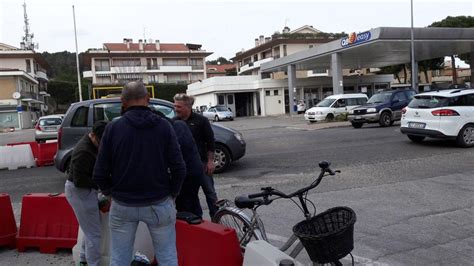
[400,89,474,147]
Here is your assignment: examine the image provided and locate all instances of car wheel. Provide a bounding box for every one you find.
[379,112,391,127]
[325,113,334,122]
[456,124,474,148]
[214,144,231,174]
[351,122,363,128]
[214,115,220,122]
[407,135,425,143]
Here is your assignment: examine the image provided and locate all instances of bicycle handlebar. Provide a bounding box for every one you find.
[248,161,340,200]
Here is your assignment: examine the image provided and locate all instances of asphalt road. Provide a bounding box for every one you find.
[0,118,473,265]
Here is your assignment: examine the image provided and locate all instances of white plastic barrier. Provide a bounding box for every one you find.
[72,212,155,265]
[243,240,303,266]
[0,144,35,170]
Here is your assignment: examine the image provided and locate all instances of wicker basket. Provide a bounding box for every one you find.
[292,206,356,264]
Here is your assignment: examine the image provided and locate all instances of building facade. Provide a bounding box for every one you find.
[82,39,212,98]
[0,42,50,129]
[206,64,236,78]
[188,26,392,117]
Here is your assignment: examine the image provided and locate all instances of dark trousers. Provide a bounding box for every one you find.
[201,171,219,218]
[176,176,203,218]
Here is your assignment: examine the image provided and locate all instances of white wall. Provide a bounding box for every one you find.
[286,44,313,56]
[1,58,29,72]
[193,94,216,110]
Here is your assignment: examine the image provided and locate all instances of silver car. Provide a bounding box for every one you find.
[35,115,63,143]
[203,106,234,121]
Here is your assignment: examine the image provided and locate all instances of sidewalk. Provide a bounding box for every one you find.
[214,114,351,131]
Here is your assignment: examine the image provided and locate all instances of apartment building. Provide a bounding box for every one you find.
[82,39,212,97]
[0,42,50,129]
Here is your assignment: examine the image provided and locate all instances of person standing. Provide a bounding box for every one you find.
[173,93,219,218]
[65,120,108,266]
[93,81,186,266]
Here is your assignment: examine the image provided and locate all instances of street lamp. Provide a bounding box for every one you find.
[410,0,417,91]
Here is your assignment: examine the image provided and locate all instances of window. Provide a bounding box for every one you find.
[218,95,225,105]
[253,55,258,62]
[94,103,121,122]
[163,58,187,66]
[166,73,188,83]
[39,118,62,126]
[227,95,234,105]
[96,76,112,84]
[147,58,158,69]
[95,59,111,71]
[357,98,368,105]
[283,45,287,57]
[26,60,31,73]
[71,106,89,127]
[405,90,416,100]
[266,90,271,96]
[274,90,279,96]
[149,103,175,119]
[465,94,474,106]
[393,92,408,102]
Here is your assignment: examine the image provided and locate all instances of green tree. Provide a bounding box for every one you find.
[429,16,474,83]
[379,64,404,83]
[419,57,444,83]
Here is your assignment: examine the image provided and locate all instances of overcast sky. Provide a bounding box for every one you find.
[1,0,472,60]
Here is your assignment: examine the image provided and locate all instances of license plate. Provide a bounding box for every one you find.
[408,122,426,129]
[355,116,361,119]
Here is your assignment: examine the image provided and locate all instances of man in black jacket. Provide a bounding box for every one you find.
[173,93,218,218]
[93,81,186,266]
[65,120,107,266]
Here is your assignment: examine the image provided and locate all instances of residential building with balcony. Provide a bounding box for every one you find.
[206,64,237,78]
[82,39,212,98]
[0,42,50,129]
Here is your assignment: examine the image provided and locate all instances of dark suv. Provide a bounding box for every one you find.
[348,89,416,128]
[54,98,246,174]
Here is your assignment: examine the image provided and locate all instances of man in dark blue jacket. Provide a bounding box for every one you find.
[93,81,186,266]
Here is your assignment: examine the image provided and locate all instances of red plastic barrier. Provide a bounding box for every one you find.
[36,142,57,167]
[16,193,78,253]
[7,142,39,159]
[175,220,243,266]
[0,193,17,249]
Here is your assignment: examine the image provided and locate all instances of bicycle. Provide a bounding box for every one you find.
[212,161,356,266]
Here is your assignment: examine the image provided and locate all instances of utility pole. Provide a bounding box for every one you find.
[410,0,417,91]
[73,5,83,101]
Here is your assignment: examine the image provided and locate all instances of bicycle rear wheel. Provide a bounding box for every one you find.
[213,208,264,249]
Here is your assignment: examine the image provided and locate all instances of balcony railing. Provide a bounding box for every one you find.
[239,57,273,74]
[191,65,204,70]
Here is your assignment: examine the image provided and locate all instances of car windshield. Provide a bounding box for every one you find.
[408,95,449,108]
[39,118,62,126]
[215,106,228,112]
[316,98,336,107]
[367,92,392,104]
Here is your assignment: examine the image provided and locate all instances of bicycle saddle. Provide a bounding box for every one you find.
[235,195,264,209]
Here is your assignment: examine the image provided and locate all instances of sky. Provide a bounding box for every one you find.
[0,0,473,61]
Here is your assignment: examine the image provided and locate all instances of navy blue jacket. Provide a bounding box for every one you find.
[93,106,186,205]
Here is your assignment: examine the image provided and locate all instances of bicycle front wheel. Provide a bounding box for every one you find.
[213,208,264,249]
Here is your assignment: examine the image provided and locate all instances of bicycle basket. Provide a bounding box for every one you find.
[292,206,356,264]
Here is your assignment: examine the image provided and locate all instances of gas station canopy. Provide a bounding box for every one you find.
[261,27,474,72]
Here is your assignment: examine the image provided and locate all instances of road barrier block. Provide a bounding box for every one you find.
[36,142,57,167]
[176,220,242,266]
[0,144,36,170]
[0,193,17,249]
[16,193,78,253]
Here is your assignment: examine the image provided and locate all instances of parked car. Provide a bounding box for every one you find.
[348,88,416,128]
[304,94,368,123]
[54,98,246,174]
[203,106,234,121]
[400,89,474,147]
[35,114,63,143]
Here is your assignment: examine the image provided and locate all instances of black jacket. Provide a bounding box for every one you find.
[93,106,186,205]
[68,134,98,189]
[174,112,215,162]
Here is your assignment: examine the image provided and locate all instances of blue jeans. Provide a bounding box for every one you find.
[64,180,101,266]
[109,197,177,266]
[201,172,218,218]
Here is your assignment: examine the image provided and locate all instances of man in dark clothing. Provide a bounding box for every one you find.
[173,93,219,218]
[153,110,203,218]
[65,120,108,266]
[93,81,186,266]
